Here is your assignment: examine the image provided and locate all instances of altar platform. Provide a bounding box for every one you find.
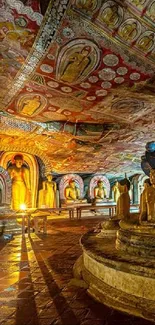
[0,203,139,236]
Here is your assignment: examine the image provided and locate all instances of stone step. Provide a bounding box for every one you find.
[0,219,22,234]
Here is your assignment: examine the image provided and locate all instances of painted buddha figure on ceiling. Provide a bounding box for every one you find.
[119,22,138,41]
[137,32,154,52]
[65,179,86,203]
[76,0,97,10]
[7,154,31,210]
[101,4,119,28]
[130,0,146,6]
[139,169,155,223]
[60,46,91,84]
[20,95,41,116]
[94,180,106,202]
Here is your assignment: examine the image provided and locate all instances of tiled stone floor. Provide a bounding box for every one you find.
[0,218,153,325]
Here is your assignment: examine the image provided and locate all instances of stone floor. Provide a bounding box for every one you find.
[0,218,153,325]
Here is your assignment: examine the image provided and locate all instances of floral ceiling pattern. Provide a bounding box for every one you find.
[1,0,155,176]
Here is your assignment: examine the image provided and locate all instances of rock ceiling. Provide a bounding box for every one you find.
[0,0,155,176]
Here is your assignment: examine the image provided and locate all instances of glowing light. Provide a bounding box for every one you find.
[20,204,27,211]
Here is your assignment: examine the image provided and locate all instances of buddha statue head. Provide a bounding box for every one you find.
[118,178,130,194]
[46,173,53,182]
[69,179,76,189]
[97,180,104,189]
[13,154,24,168]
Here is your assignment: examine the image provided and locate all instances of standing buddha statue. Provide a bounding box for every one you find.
[140,169,155,222]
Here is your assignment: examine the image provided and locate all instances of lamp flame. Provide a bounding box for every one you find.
[20,204,27,211]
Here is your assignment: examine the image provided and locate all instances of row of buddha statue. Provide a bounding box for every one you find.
[2,153,132,212]
[65,179,107,204]
[5,153,109,210]
[3,152,155,219]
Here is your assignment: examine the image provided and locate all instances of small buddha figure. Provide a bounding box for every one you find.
[76,0,97,10]
[131,0,146,6]
[148,2,155,19]
[116,179,130,220]
[119,22,138,41]
[112,181,120,203]
[65,180,86,203]
[137,33,154,52]
[94,180,106,202]
[7,154,31,210]
[139,178,151,222]
[60,46,91,84]
[39,174,56,208]
[140,169,155,222]
[101,4,119,28]
[20,95,41,116]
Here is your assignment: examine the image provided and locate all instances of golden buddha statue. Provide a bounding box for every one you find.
[116,179,130,220]
[60,46,91,84]
[65,180,86,203]
[94,180,106,202]
[139,169,155,223]
[112,181,120,203]
[39,174,56,208]
[7,154,31,210]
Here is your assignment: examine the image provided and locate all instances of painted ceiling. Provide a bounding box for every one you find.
[0,0,155,176]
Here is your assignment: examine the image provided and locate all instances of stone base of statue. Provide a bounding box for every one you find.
[0,207,22,235]
[0,219,22,235]
[116,219,155,257]
[74,213,155,322]
[65,199,87,204]
[93,198,108,206]
[97,217,120,237]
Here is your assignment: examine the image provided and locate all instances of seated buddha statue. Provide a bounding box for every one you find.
[94,180,106,202]
[139,169,155,223]
[65,180,86,203]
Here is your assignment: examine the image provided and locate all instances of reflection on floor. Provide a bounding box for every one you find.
[0,217,152,325]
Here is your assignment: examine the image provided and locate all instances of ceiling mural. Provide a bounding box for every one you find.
[0,0,43,100]
[0,0,155,176]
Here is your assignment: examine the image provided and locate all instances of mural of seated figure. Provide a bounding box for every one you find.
[65,179,87,203]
